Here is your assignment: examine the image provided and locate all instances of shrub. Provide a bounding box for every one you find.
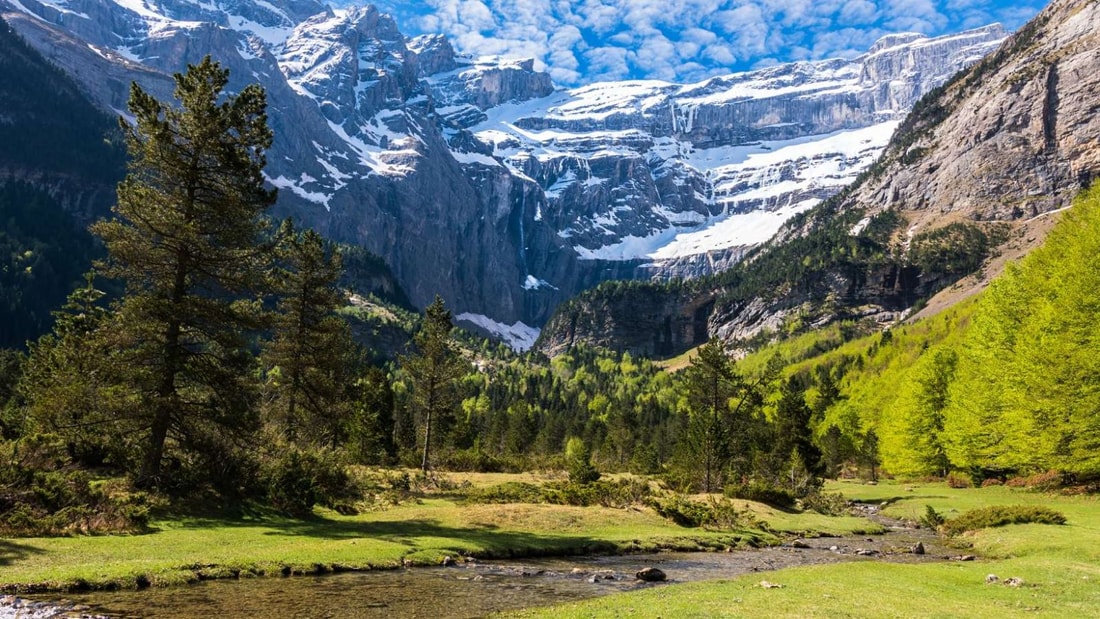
[801,491,848,516]
[1006,470,1063,490]
[946,472,973,488]
[920,504,945,530]
[725,480,797,509]
[652,496,757,530]
[260,448,357,517]
[463,482,543,505]
[981,478,1004,488]
[940,505,1066,536]
[463,478,653,509]
[0,436,161,536]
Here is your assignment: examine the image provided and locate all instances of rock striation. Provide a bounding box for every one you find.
[0,0,1010,348]
[538,0,1100,357]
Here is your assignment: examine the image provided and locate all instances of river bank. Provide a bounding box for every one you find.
[7,520,946,618]
[0,473,883,595]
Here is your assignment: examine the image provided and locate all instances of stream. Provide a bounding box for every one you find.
[7,513,949,618]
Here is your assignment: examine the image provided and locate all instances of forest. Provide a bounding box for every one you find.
[1,58,1098,537]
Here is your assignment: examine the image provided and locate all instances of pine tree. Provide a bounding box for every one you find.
[679,338,739,492]
[400,296,466,471]
[262,219,358,447]
[20,273,129,465]
[91,57,276,487]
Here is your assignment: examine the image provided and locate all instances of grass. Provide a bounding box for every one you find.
[503,480,1100,618]
[2,471,883,594]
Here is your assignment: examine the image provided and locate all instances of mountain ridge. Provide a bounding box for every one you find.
[0,0,1011,348]
[536,0,1100,358]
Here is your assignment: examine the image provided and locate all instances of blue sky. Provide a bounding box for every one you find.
[360,0,1045,85]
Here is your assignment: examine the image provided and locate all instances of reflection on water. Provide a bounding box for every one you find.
[33,526,946,619]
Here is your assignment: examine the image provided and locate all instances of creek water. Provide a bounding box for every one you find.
[17,517,946,619]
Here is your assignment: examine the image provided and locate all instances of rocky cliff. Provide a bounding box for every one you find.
[538,0,1100,358]
[0,0,1009,349]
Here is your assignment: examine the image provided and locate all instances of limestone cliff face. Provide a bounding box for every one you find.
[844,0,1100,228]
[538,0,1100,357]
[0,0,1044,350]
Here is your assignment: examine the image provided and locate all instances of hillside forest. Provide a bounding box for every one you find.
[1,59,1098,534]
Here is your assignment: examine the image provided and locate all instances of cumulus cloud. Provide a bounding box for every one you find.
[363,0,1045,85]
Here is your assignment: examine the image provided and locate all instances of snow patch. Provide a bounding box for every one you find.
[456,313,541,352]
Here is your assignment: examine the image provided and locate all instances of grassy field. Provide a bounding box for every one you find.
[504,480,1100,618]
[0,472,877,593]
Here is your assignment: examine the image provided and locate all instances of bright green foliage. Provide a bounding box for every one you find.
[262,220,358,448]
[761,183,1100,480]
[565,436,600,484]
[400,296,467,471]
[945,182,1100,476]
[90,57,276,487]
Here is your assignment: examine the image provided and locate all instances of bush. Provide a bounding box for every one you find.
[652,496,757,530]
[724,480,797,509]
[0,436,162,536]
[463,481,543,505]
[463,478,653,509]
[946,472,973,488]
[800,491,848,516]
[1006,470,1063,490]
[260,448,358,517]
[920,504,945,530]
[940,505,1066,536]
[981,478,1004,487]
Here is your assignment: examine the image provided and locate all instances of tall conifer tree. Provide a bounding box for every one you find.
[92,57,276,487]
[400,296,466,471]
[262,220,358,447]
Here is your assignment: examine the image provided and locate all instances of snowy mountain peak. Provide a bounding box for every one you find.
[0,0,1007,347]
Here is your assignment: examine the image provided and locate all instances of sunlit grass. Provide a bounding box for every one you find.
[505,480,1100,618]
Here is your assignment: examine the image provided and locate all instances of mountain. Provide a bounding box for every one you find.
[0,17,124,347]
[537,0,1100,358]
[0,0,1004,348]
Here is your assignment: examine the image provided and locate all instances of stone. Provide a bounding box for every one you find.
[441,555,456,567]
[911,542,926,555]
[856,548,878,556]
[757,580,784,589]
[986,574,1000,584]
[789,540,811,549]
[1004,577,1024,587]
[635,567,667,582]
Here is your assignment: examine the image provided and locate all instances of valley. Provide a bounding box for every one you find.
[1,0,1099,617]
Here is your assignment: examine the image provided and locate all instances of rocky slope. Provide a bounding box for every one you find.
[0,0,1006,348]
[538,0,1100,358]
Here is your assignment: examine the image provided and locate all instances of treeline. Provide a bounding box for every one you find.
[804,182,1100,482]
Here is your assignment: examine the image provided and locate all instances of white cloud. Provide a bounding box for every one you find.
[362,0,1043,85]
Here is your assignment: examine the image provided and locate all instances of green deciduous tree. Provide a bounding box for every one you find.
[91,57,276,487]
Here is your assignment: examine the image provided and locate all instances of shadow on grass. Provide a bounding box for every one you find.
[849,496,949,506]
[0,539,44,567]
[165,513,619,558]
[277,517,619,556]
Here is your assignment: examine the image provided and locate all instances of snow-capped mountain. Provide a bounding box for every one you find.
[0,0,1005,349]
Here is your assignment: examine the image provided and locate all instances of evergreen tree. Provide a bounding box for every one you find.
[91,57,276,487]
[20,274,128,465]
[262,220,358,447]
[771,377,823,491]
[400,296,466,471]
[678,339,739,492]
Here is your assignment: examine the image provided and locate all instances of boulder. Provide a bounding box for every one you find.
[635,567,667,582]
